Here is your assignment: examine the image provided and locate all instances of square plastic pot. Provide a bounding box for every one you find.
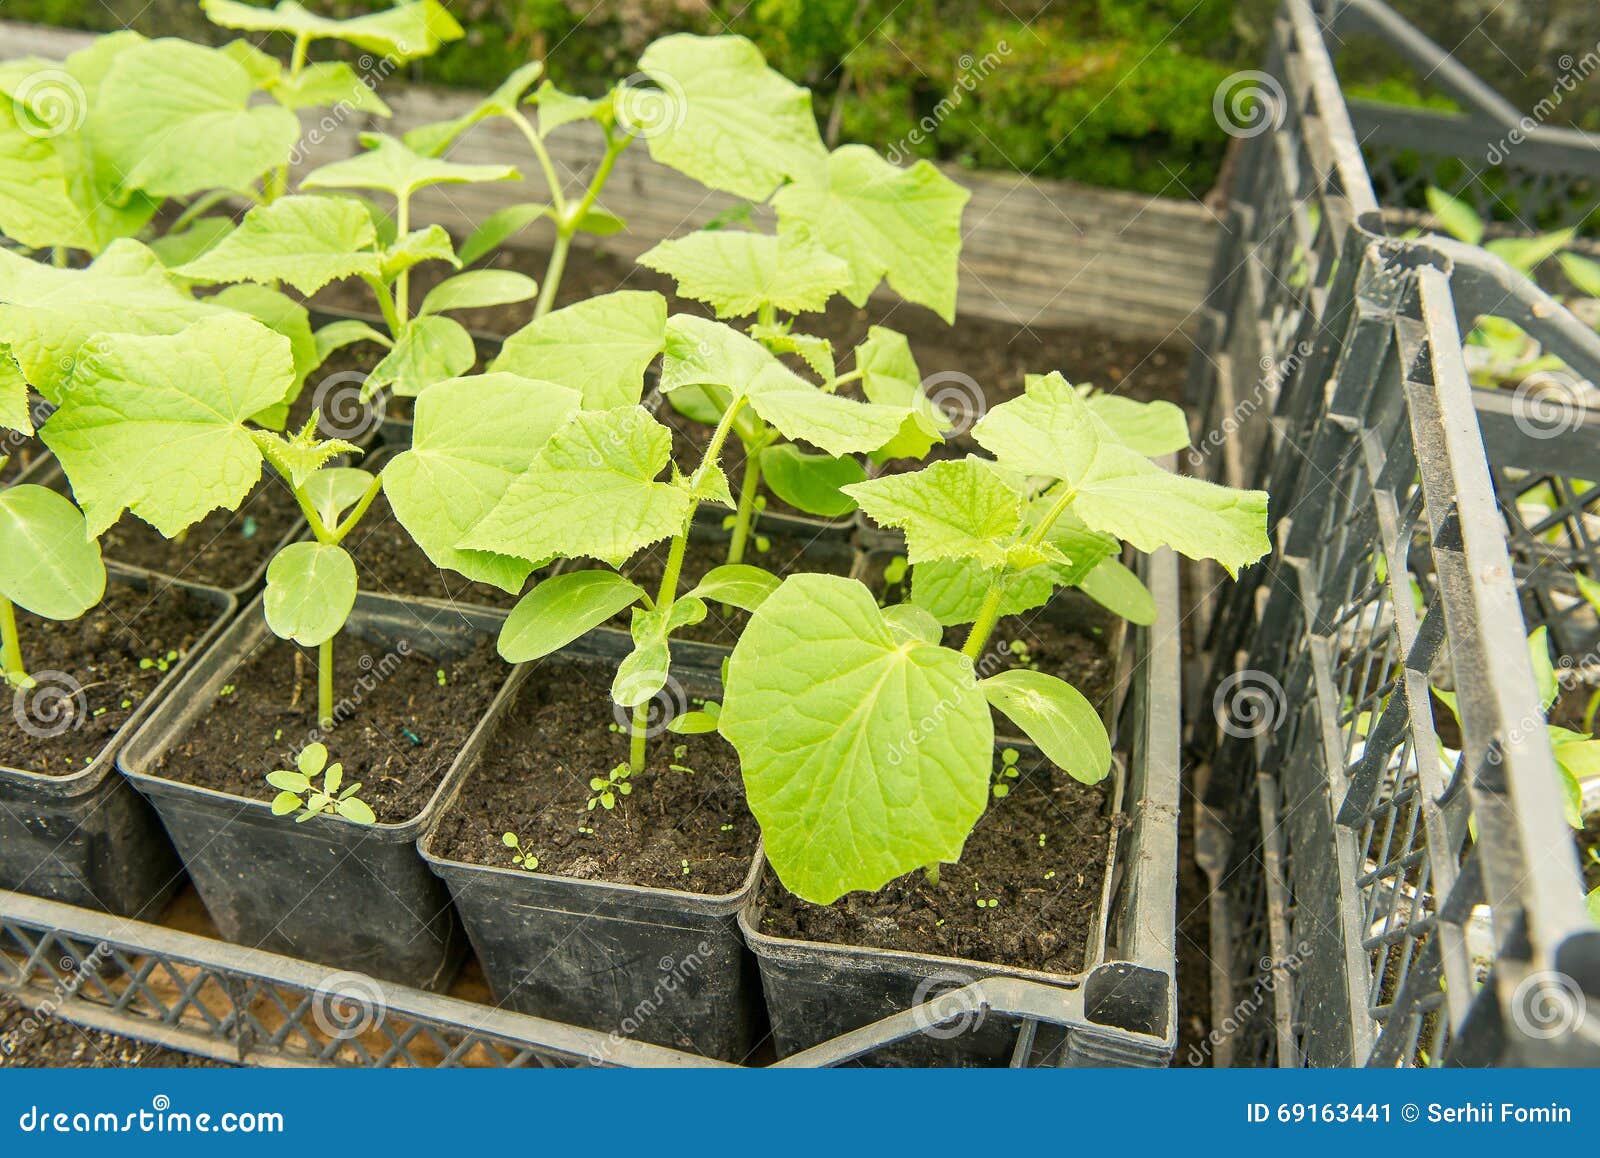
[421,629,764,1063]
[118,593,511,991]
[0,567,235,918]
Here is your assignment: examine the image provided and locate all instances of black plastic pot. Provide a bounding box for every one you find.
[118,593,511,990]
[421,629,764,1063]
[740,549,1182,1067]
[0,567,235,918]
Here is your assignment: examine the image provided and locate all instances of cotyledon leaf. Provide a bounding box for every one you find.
[263,541,358,647]
[0,484,106,620]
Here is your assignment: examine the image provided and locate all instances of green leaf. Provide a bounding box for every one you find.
[972,374,1270,574]
[534,80,604,136]
[402,61,542,156]
[750,325,834,379]
[266,769,311,793]
[490,291,666,409]
[720,573,993,904]
[773,146,969,321]
[462,407,690,567]
[0,484,106,620]
[176,195,382,295]
[497,570,645,663]
[1084,391,1190,456]
[271,790,303,816]
[458,202,550,266]
[368,316,476,398]
[1528,626,1559,712]
[263,541,358,647]
[296,742,327,775]
[668,710,720,735]
[41,315,286,537]
[980,670,1111,785]
[213,284,320,416]
[252,422,359,492]
[856,325,947,460]
[315,319,389,363]
[1576,572,1600,615]
[303,132,517,203]
[150,217,236,269]
[92,38,299,198]
[201,0,463,62]
[1076,558,1156,626]
[302,467,375,529]
[844,459,1022,566]
[686,564,780,611]
[336,797,376,825]
[573,207,626,236]
[636,229,848,318]
[0,349,30,436]
[625,34,825,202]
[418,270,539,316]
[1425,187,1484,247]
[881,602,941,645]
[759,444,865,517]
[1487,230,1575,277]
[384,373,581,591]
[270,61,392,114]
[380,225,460,279]
[613,640,670,708]
[1559,252,1600,300]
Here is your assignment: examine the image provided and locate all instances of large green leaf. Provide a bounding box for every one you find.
[213,284,320,421]
[268,61,392,115]
[40,315,288,537]
[972,374,1270,573]
[490,291,666,409]
[0,484,106,621]
[854,325,948,461]
[844,459,1023,567]
[636,229,847,318]
[200,0,463,61]
[720,573,994,904]
[383,373,581,591]
[462,407,690,568]
[176,195,382,294]
[1076,558,1155,626]
[759,444,865,518]
[367,316,476,398]
[418,270,539,316]
[980,669,1111,785]
[302,132,517,202]
[92,38,300,198]
[263,541,357,647]
[910,521,1119,627]
[1083,391,1190,456]
[497,570,645,663]
[0,349,30,436]
[624,34,825,201]
[773,146,969,321]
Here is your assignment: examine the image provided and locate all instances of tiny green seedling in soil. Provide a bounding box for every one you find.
[992,747,1021,799]
[588,764,633,812]
[501,832,539,871]
[267,742,375,825]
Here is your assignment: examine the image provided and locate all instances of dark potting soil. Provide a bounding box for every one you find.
[1,581,222,775]
[757,749,1114,975]
[342,492,520,609]
[150,632,506,825]
[0,992,227,1068]
[432,659,759,894]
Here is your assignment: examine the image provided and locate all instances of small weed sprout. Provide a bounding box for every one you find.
[501,832,539,871]
[267,742,374,825]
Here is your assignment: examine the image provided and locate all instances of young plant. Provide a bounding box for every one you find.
[717,373,1271,904]
[267,741,374,824]
[501,832,538,870]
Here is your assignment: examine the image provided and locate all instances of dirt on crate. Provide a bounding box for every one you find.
[0,993,227,1068]
[0,581,222,775]
[756,749,1114,975]
[150,633,506,825]
[342,492,521,609]
[431,658,760,895]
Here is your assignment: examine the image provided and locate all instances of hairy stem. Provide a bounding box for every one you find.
[0,595,27,687]
[533,233,570,319]
[961,484,1079,662]
[393,192,412,326]
[726,443,763,566]
[533,131,630,319]
[363,276,404,338]
[923,863,941,887]
[823,367,864,393]
[318,638,334,730]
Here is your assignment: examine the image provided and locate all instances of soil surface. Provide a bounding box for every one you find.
[151,631,507,825]
[1,580,223,775]
[432,658,759,895]
[757,748,1113,975]
[0,993,226,1068]
[342,490,521,610]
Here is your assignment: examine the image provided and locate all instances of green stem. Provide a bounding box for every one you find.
[318,638,334,730]
[170,188,235,234]
[393,193,412,326]
[727,444,763,566]
[509,110,567,214]
[924,863,941,887]
[50,247,68,268]
[264,34,310,203]
[823,367,864,393]
[961,484,1079,662]
[329,475,384,545]
[533,232,570,319]
[532,132,630,319]
[363,276,404,339]
[0,594,27,688]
